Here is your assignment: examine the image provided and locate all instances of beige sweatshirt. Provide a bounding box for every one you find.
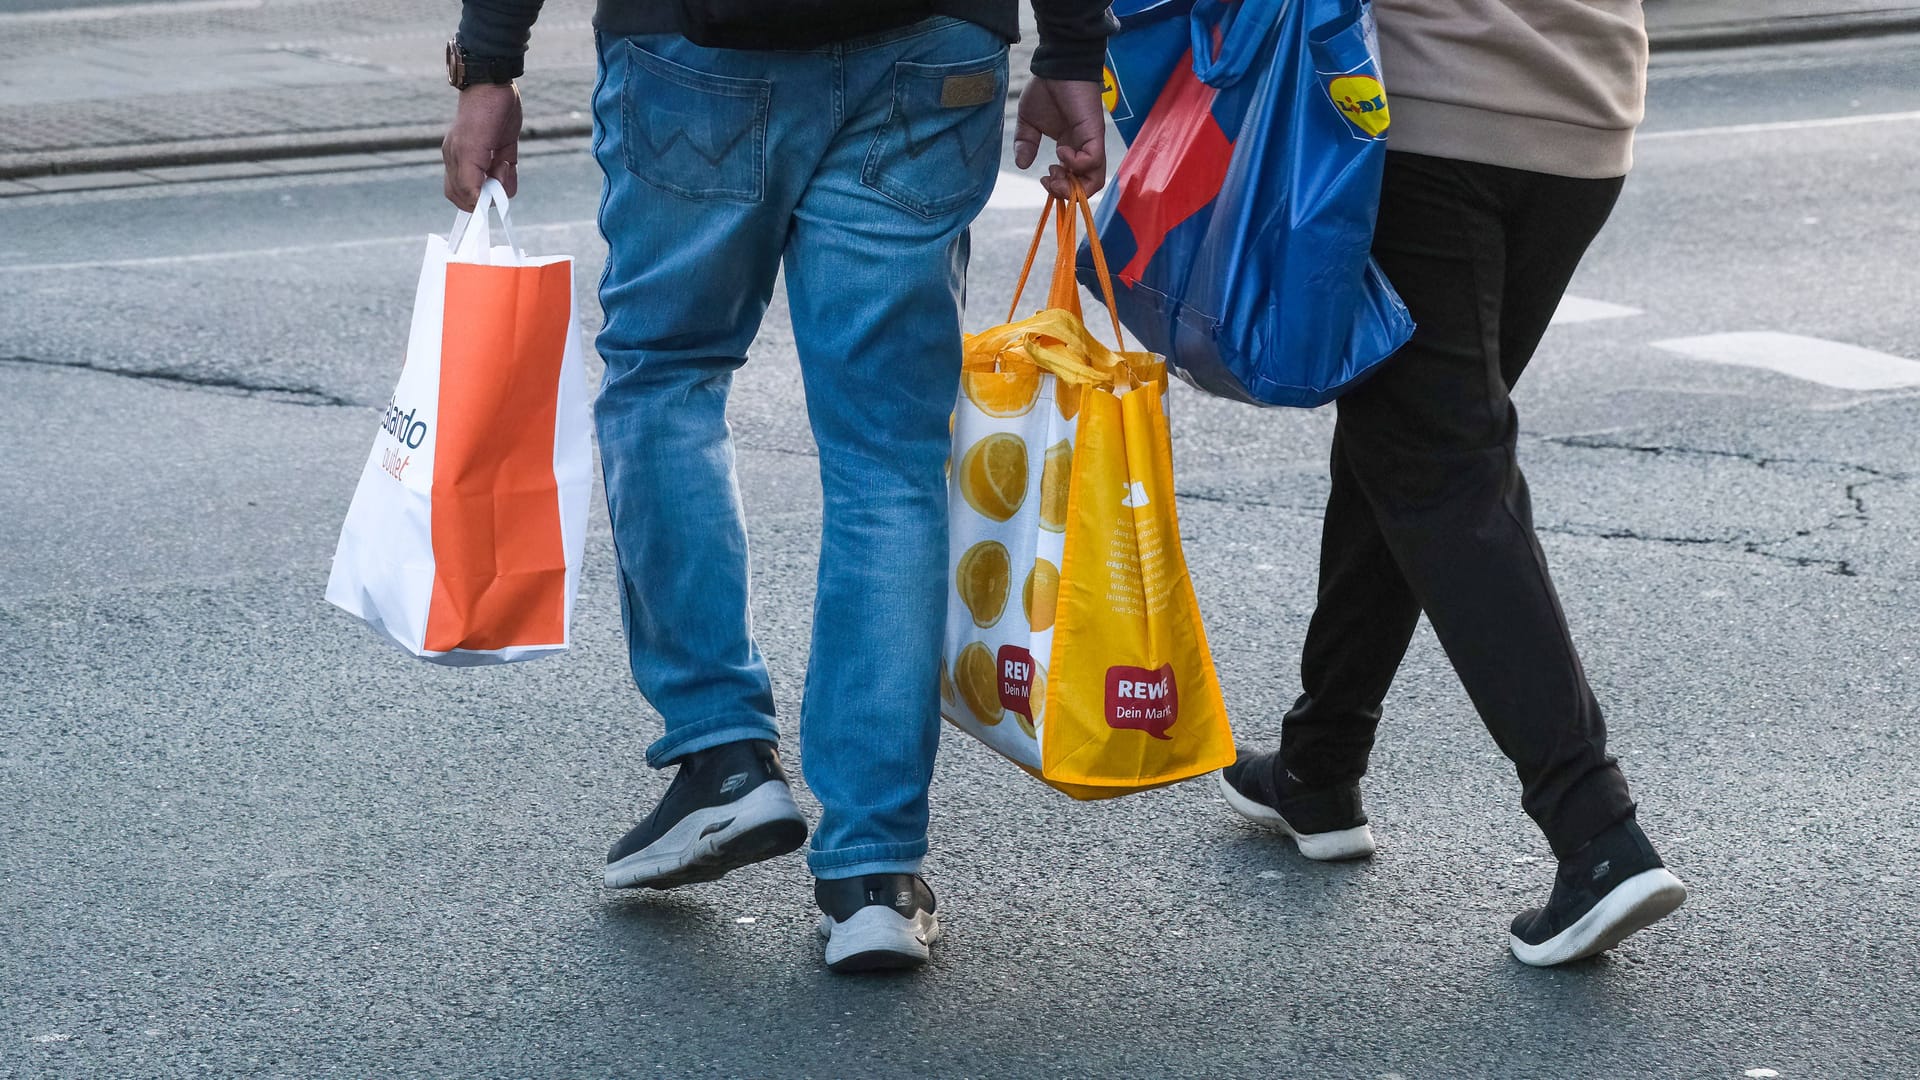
[1373,0,1649,178]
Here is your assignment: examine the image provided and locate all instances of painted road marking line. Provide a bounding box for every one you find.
[1653,331,1920,390]
[1641,109,1920,141]
[986,171,1051,210]
[1552,295,1643,325]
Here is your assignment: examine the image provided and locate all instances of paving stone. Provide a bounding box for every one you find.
[0,75,596,157]
[0,0,596,160]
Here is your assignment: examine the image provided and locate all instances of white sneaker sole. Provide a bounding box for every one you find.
[603,780,806,890]
[1509,867,1688,967]
[818,905,941,973]
[1217,772,1376,861]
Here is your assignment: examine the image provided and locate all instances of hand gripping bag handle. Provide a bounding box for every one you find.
[1189,0,1287,87]
[1006,177,1128,352]
[447,178,523,265]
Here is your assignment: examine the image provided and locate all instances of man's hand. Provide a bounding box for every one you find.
[1013,77,1108,200]
[442,83,522,211]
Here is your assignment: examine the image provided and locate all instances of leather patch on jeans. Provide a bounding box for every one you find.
[940,72,997,109]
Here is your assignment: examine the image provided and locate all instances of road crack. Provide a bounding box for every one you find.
[1540,523,1859,577]
[1538,433,1903,482]
[1184,441,1908,580]
[1535,433,1914,578]
[1174,489,1327,518]
[0,354,358,407]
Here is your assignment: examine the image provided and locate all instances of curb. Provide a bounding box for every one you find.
[0,116,592,182]
[1649,9,1920,51]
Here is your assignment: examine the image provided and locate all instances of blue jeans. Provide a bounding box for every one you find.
[589,20,1008,879]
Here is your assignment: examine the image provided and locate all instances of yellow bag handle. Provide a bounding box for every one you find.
[1005,177,1128,353]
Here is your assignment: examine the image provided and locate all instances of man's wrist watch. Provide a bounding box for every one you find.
[446,40,523,89]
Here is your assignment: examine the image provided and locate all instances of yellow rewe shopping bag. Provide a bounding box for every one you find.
[940,182,1234,799]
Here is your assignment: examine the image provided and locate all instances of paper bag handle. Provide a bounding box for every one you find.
[448,178,523,265]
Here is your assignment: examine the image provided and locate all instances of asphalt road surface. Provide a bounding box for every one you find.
[3,31,1918,1080]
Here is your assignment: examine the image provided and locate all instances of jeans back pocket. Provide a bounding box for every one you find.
[621,40,770,202]
[862,53,1008,219]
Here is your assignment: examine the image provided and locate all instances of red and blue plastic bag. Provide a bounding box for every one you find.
[1081,0,1414,407]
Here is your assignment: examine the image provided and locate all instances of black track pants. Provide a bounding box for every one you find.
[1279,151,1639,858]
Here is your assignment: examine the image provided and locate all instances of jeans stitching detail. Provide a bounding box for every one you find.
[647,715,780,766]
[860,54,1007,219]
[620,40,770,203]
[808,840,929,864]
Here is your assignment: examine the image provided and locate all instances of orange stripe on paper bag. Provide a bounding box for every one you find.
[423,260,572,653]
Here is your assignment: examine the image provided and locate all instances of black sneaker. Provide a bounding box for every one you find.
[815,874,940,974]
[1509,817,1687,966]
[1217,747,1376,861]
[603,739,807,890]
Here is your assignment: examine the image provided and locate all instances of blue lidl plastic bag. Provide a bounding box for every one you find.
[1080,0,1414,407]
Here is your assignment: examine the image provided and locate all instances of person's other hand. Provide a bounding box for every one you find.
[1013,77,1108,199]
[442,83,522,211]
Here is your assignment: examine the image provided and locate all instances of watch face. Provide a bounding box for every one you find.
[446,40,465,88]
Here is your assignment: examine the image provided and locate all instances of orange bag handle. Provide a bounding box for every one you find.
[1006,177,1128,352]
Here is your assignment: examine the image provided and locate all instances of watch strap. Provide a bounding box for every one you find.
[447,40,523,88]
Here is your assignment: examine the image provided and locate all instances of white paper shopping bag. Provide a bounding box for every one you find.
[326,180,591,665]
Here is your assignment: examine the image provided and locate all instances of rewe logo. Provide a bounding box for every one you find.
[1327,75,1390,138]
[381,395,430,450]
[996,644,1037,719]
[1104,664,1178,740]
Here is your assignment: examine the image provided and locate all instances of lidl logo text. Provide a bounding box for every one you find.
[1327,75,1390,138]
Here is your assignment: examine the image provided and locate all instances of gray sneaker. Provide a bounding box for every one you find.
[603,740,807,890]
[816,873,940,974]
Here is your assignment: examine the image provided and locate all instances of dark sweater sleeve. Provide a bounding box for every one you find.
[1030,0,1116,82]
[457,0,547,58]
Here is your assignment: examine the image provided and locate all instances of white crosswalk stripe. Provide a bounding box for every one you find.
[1653,331,1920,391]
[985,171,1052,211]
[1552,295,1643,325]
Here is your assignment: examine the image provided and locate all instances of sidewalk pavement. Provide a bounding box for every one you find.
[1,0,1916,190]
[1647,0,1920,47]
[0,0,603,186]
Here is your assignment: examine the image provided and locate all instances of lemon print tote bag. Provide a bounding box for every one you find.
[941,183,1235,799]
